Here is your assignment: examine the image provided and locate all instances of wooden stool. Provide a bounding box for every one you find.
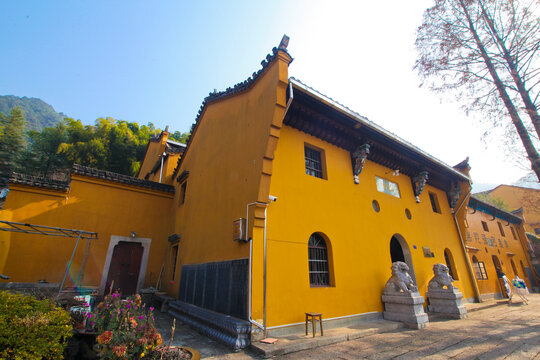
[305,312,323,337]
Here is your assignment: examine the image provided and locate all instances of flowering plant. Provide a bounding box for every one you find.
[92,292,162,359]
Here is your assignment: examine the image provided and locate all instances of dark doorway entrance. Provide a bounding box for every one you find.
[389,234,417,284]
[491,255,502,273]
[105,241,144,295]
[390,236,405,263]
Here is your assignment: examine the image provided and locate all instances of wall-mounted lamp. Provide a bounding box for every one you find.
[386,169,400,176]
[130,231,137,238]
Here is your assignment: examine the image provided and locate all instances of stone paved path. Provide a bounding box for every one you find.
[275,296,540,360]
[159,294,540,359]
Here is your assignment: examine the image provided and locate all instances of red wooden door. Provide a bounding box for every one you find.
[105,242,144,296]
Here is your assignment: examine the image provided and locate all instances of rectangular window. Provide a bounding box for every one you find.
[375,176,401,198]
[429,192,441,213]
[473,232,480,242]
[510,227,517,239]
[497,222,505,237]
[466,231,472,242]
[304,145,325,179]
[481,221,489,232]
[171,245,179,281]
[179,181,187,205]
[474,261,488,280]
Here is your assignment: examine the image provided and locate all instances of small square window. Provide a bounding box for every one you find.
[510,226,517,240]
[304,145,326,179]
[171,245,179,280]
[375,176,400,198]
[481,221,489,232]
[179,181,187,205]
[497,222,505,237]
[429,192,441,213]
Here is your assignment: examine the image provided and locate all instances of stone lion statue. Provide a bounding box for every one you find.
[384,261,418,294]
[428,263,454,291]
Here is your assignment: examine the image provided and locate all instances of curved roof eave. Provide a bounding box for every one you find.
[289,77,470,182]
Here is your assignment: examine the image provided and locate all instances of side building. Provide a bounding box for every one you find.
[152,39,499,344]
[0,165,175,296]
[465,195,538,297]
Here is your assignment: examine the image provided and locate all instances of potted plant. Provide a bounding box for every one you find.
[92,292,163,359]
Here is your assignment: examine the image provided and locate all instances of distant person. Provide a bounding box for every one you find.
[496,268,512,299]
[510,275,529,305]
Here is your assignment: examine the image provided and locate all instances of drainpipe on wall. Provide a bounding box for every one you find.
[452,184,483,303]
[246,81,295,336]
[246,201,267,332]
[159,152,166,183]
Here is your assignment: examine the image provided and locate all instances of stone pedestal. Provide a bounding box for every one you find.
[426,288,467,319]
[382,292,429,329]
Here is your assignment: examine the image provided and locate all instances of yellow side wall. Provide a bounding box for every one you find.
[167,53,292,299]
[265,125,475,327]
[138,132,169,181]
[145,153,181,185]
[465,208,536,294]
[1,177,173,290]
[488,186,540,234]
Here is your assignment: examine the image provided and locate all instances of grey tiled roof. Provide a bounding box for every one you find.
[9,172,70,191]
[72,164,174,193]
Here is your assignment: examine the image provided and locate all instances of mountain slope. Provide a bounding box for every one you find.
[0,95,66,131]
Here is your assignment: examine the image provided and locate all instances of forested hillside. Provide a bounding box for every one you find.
[0,95,65,131]
[0,107,189,178]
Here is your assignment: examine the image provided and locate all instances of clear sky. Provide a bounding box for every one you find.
[0,0,530,189]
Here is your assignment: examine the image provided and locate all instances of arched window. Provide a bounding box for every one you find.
[444,249,458,280]
[308,233,330,287]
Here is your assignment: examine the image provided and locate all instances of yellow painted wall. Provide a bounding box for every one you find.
[145,153,181,186]
[488,185,540,234]
[264,125,475,327]
[138,132,169,181]
[465,208,536,295]
[167,51,292,300]
[1,176,173,291]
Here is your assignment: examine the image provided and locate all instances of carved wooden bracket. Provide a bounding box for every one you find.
[412,171,429,203]
[351,144,370,184]
[447,182,462,212]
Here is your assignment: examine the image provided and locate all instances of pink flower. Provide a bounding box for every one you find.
[139,315,144,320]
[149,307,154,311]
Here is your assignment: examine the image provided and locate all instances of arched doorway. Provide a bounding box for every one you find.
[510,259,518,277]
[491,255,502,274]
[390,234,417,284]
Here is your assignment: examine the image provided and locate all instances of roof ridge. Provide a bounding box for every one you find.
[9,172,70,191]
[71,164,174,193]
[173,45,292,179]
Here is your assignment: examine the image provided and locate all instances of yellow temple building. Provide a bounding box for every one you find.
[0,37,536,349]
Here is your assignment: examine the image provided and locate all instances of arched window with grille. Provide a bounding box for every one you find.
[308,233,331,287]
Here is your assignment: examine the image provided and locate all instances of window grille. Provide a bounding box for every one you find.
[308,233,330,286]
[472,257,488,280]
[305,146,323,178]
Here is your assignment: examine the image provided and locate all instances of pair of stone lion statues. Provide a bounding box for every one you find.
[384,261,454,294]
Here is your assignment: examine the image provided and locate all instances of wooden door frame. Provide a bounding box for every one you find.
[99,236,151,295]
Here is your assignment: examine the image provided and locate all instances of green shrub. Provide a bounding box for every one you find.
[0,291,73,360]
